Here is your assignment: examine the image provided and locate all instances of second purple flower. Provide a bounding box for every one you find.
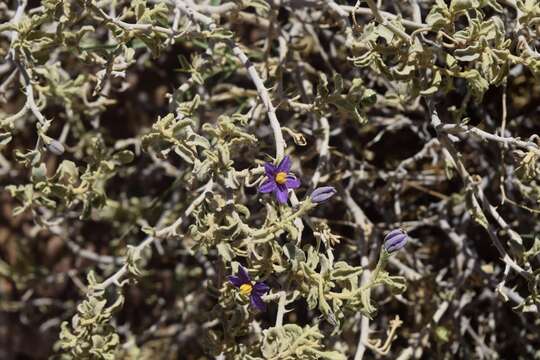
[228,266,270,311]
[258,156,301,204]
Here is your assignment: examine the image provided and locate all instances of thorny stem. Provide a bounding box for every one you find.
[274,291,287,327]
[429,103,531,281]
[441,123,540,155]
[229,44,286,161]
[0,67,18,101]
[5,0,48,129]
[15,60,47,126]
[311,116,330,188]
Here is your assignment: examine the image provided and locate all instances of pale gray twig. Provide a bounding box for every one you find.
[97,180,213,289]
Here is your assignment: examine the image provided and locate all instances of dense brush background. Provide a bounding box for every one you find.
[2,0,540,359]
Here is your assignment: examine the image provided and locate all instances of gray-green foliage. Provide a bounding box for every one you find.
[260,324,346,360]
[57,272,124,360]
[2,0,540,359]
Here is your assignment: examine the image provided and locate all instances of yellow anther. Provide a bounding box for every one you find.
[275,172,287,185]
[239,283,253,296]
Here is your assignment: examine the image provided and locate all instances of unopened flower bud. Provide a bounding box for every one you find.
[46,139,65,155]
[310,186,337,203]
[383,229,408,253]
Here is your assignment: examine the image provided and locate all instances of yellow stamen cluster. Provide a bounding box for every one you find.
[275,171,287,185]
[239,283,253,296]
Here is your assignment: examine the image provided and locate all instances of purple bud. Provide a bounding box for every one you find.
[46,140,65,155]
[384,229,408,253]
[310,186,337,203]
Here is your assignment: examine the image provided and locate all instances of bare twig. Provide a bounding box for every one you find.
[97,180,213,289]
[429,104,531,281]
[440,123,540,155]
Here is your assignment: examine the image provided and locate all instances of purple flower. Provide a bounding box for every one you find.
[310,186,337,203]
[258,156,301,204]
[383,229,408,253]
[228,265,270,311]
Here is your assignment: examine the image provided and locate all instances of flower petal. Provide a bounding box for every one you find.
[276,156,291,173]
[285,175,300,189]
[384,233,408,253]
[274,186,289,204]
[259,179,277,193]
[237,265,251,284]
[385,229,405,241]
[253,282,270,295]
[250,293,266,312]
[228,275,244,288]
[264,162,276,176]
